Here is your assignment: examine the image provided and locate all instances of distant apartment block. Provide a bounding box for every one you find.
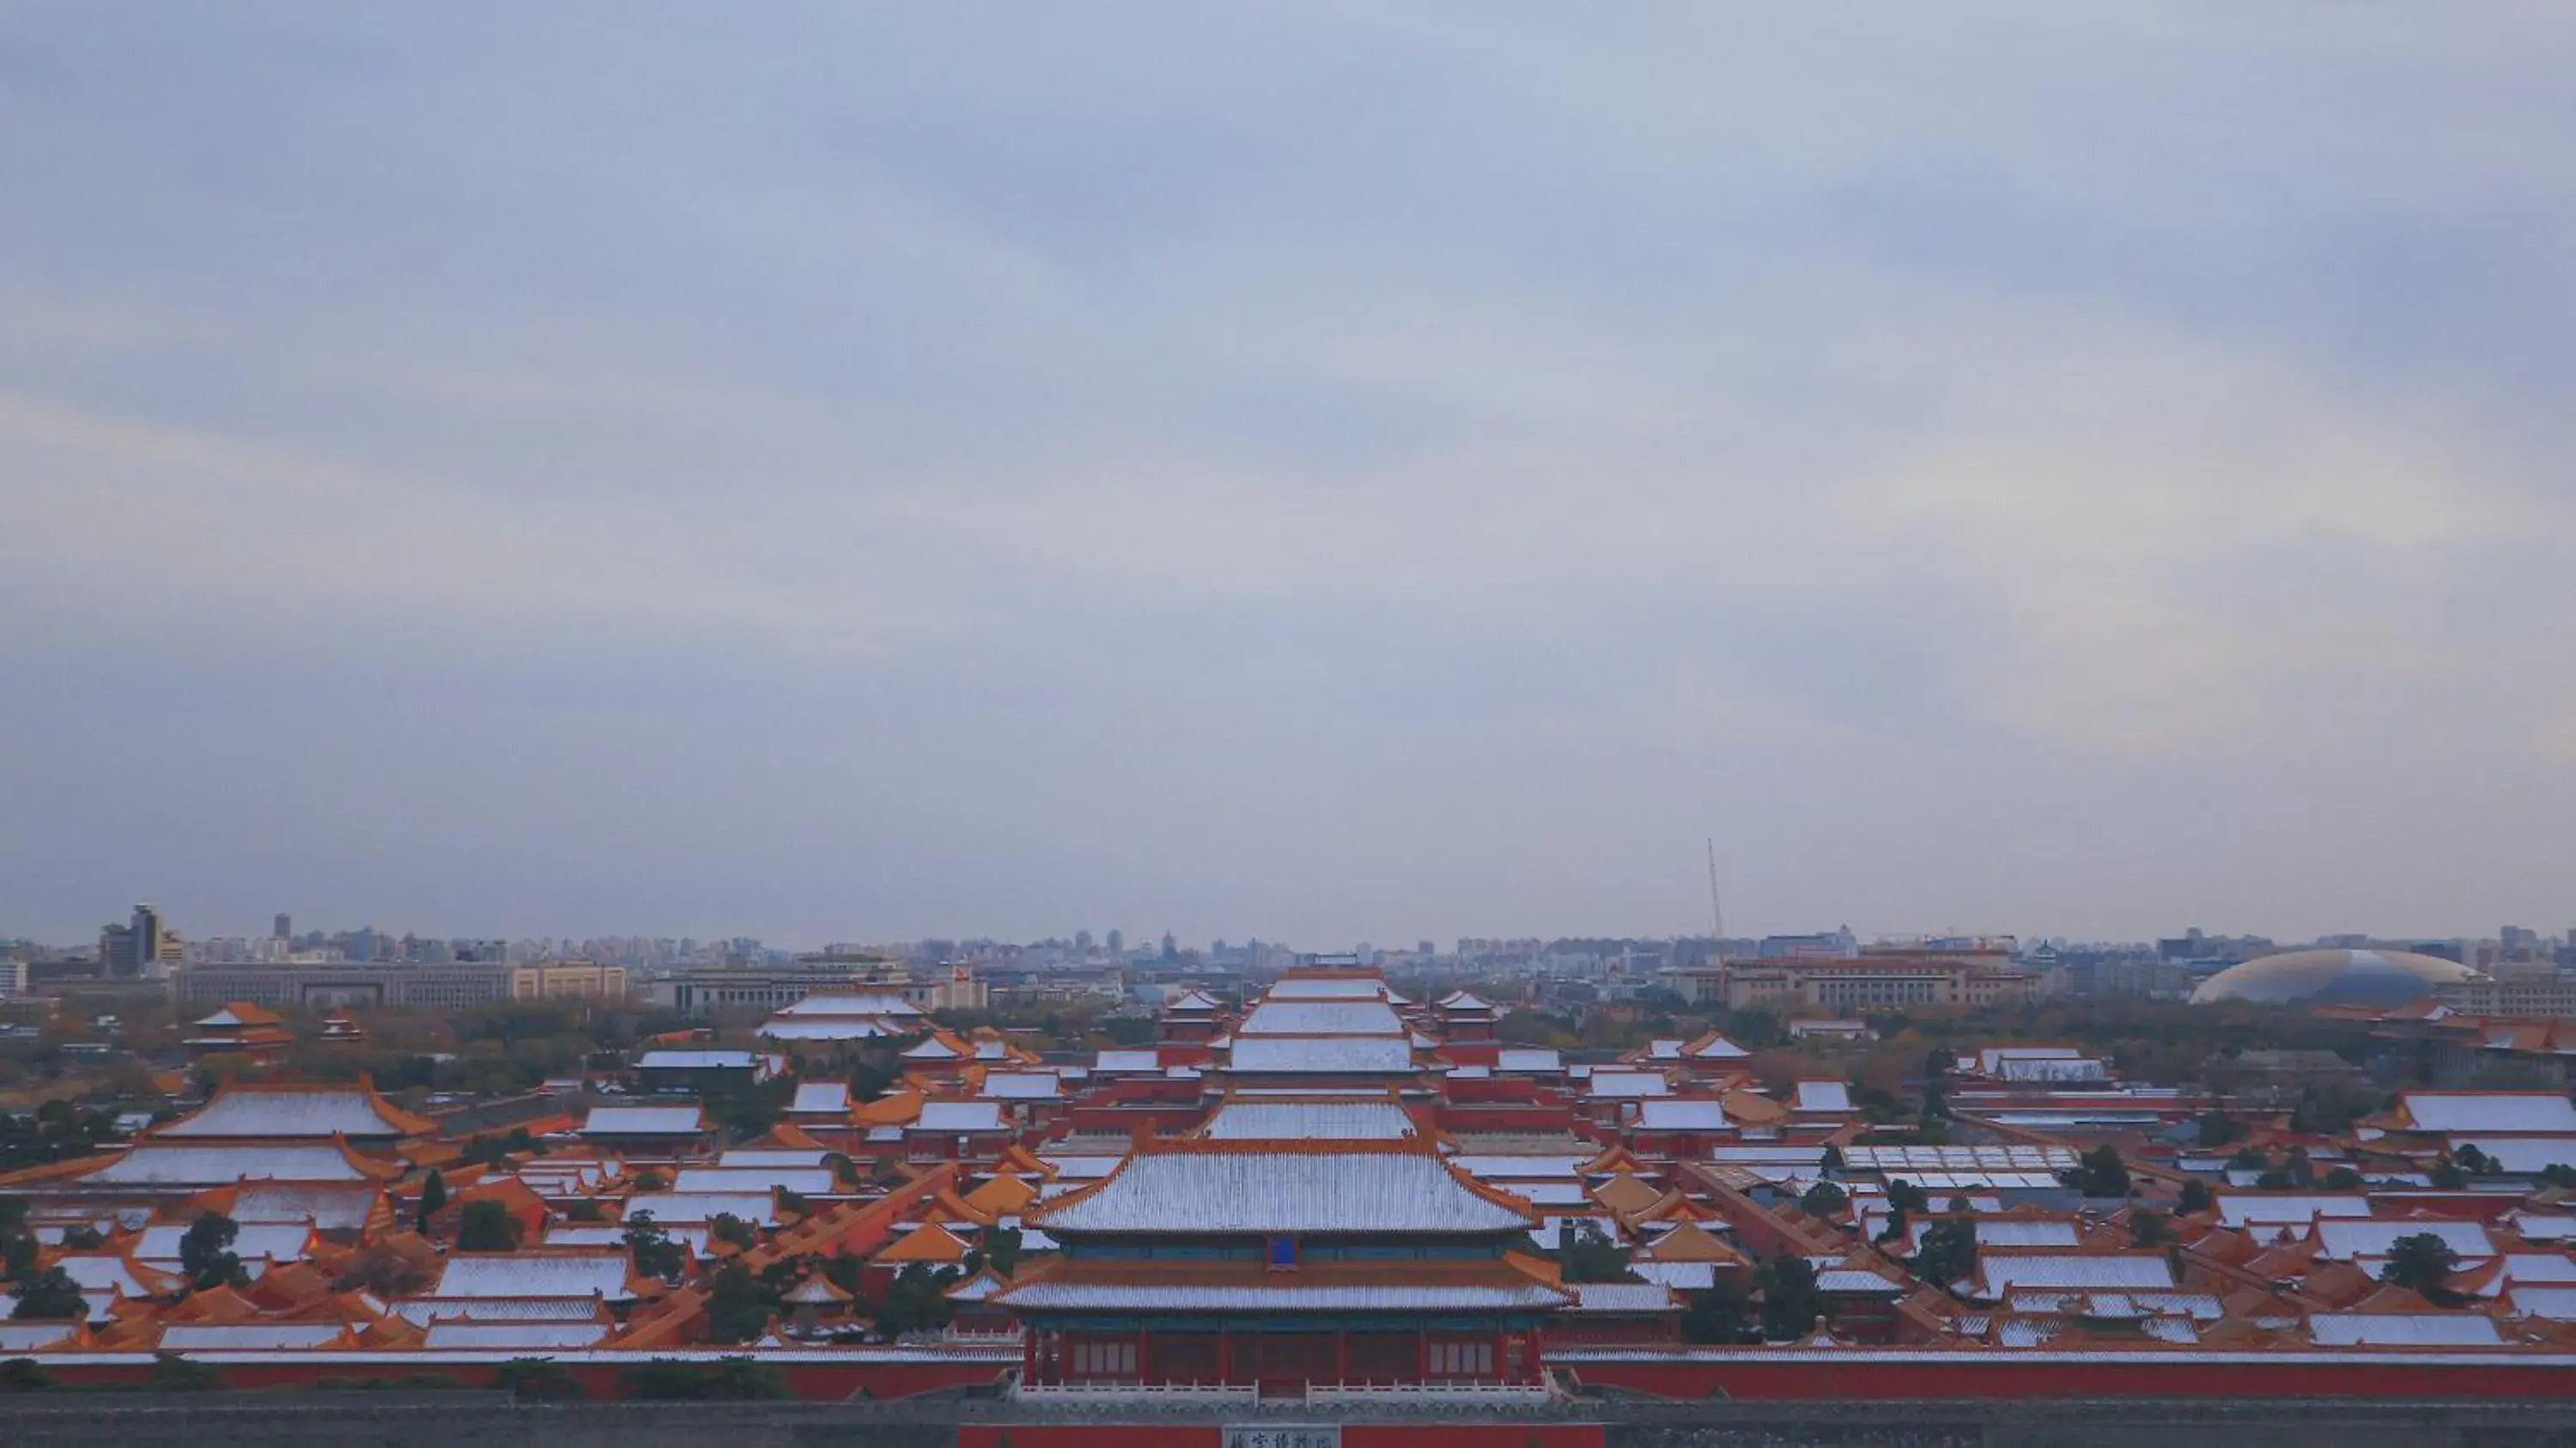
[169,961,517,1010]
[509,959,630,1001]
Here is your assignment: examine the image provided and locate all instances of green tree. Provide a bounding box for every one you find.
[2069,1145,2130,1198]
[875,1263,960,1340]
[1558,1220,1639,1283]
[2380,1232,2463,1303]
[703,1262,775,1344]
[981,1225,1024,1278]
[1911,1218,1978,1289]
[179,1212,246,1290]
[148,1351,222,1391]
[2129,1208,2170,1247]
[2196,1111,2248,1147]
[9,1266,87,1320]
[1797,1181,1849,1218]
[1755,1255,1824,1341]
[414,1170,447,1234]
[2176,1178,2213,1215]
[709,1214,757,1251]
[495,1359,586,1400]
[2453,1144,2495,1177]
[2323,1166,2364,1190]
[455,1200,521,1252]
[623,1211,687,1281]
[1679,1279,1757,1343]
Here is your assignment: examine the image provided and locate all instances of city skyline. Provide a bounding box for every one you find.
[4,9,2573,949]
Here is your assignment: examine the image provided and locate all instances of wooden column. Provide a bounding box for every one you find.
[1414,1328,1428,1383]
[1218,1329,1234,1384]
[1137,1325,1152,1384]
[1333,1328,1348,1386]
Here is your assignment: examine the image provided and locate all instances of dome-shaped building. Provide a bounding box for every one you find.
[2188,947,2482,1007]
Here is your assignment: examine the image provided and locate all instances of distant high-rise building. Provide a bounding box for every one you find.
[1107,929,1124,956]
[273,913,292,942]
[1160,931,1178,961]
[101,903,180,979]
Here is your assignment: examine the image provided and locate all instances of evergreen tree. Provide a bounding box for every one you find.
[179,1212,246,1290]
[456,1200,522,1252]
[9,1266,87,1320]
[1911,1218,1978,1288]
[2381,1232,2463,1303]
[415,1170,448,1235]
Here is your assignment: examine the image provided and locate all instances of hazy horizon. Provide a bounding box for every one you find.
[5,7,2572,950]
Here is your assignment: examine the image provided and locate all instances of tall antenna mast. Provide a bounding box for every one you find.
[1706,837,1729,1007]
[1705,837,1726,941]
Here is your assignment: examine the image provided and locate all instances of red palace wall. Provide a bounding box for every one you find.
[1558,1352,2576,1401]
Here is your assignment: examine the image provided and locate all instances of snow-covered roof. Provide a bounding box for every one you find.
[914,1101,1008,1134]
[1037,1154,1125,1180]
[229,1183,380,1230]
[2448,1137,2576,1173]
[673,1166,835,1196]
[2310,1312,2503,1346]
[773,993,922,1018]
[430,1251,634,1300]
[84,1143,378,1186]
[1449,1154,1591,1181]
[1437,991,1496,1013]
[1036,1143,1535,1236]
[1631,1260,1719,1291]
[393,1296,608,1323]
[133,1221,314,1271]
[423,1321,612,1349]
[2215,1194,2373,1230]
[1793,1080,1854,1113]
[1974,1252,2175,1297]
[2312,1219,2496,1262]
[0,1323,79,1350]
[1263,977,1393,1001]
[978,1072,1065,1100]
[1227,1035,1416,1074]
[1586,1071,1672,1099]
[636,1049,762,1071]
[789,1082,851,1115]
[1093,1049,1160,1074]
[1200,1098,1418,1141]
[156,1086,421,1140]
[993,1279,1566,1311]
[1844,1145,2078,1172]
[1239,1000,1407,1037]
[1996,1056,2110,1083]
[1901,1217,2083,1252]
[1496,1049,1563,1073]
[2506,1286,2576,1319]
[1634,1100,1733,1131]
[2399,1092,2576,1135]
[159,1323,348,1349]
[625,1191,777,1226]
[580,1106,707,1136]
[759,1020,896,1042]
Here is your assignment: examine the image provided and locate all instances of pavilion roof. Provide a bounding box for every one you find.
[155,1080,439,1140]
[1032,1137,1537,1237]
[874,1223,972,1264]
[76,1139,401,1188]
[992,1256,1570,1313]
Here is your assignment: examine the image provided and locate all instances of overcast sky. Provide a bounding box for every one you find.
[3,5,2572,950]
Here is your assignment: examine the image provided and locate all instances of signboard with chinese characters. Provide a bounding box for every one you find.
[1223,1427,1341,1448]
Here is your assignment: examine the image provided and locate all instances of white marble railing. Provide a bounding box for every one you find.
[1308,1380,1555,1403]
[1013,1379,1552,1404]
[1016,1380,1261,1402]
